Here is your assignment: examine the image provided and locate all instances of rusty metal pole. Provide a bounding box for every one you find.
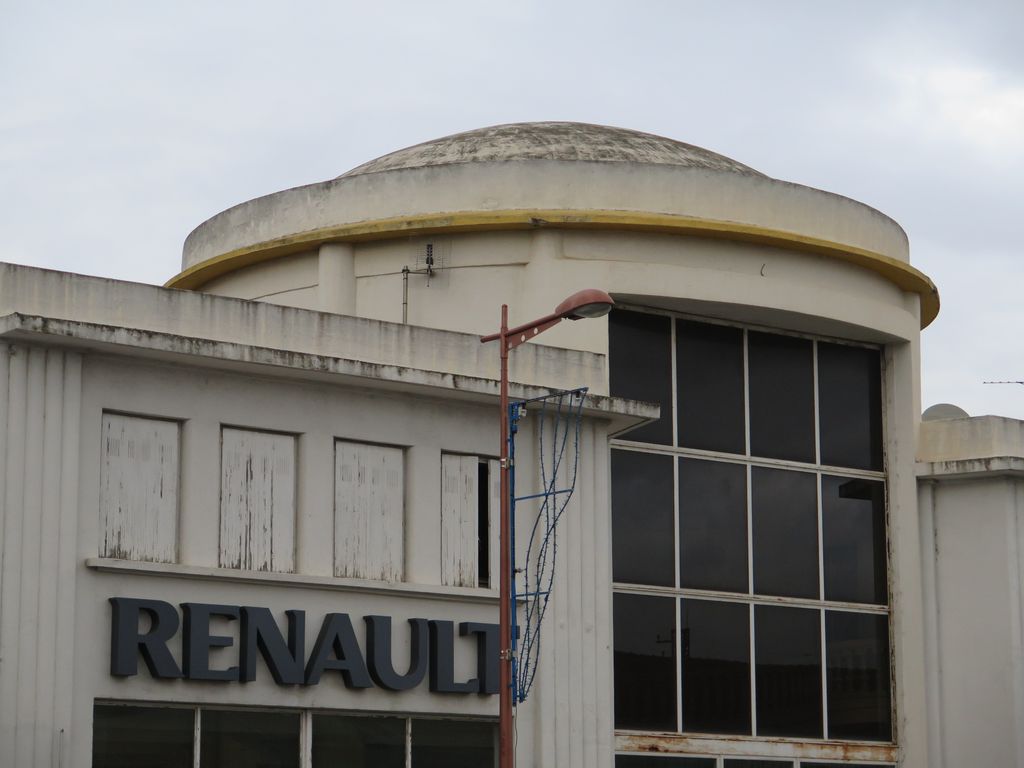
[498,303,514,768]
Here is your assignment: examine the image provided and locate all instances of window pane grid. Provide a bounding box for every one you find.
[94,703,495,768]
[609,309,891,748]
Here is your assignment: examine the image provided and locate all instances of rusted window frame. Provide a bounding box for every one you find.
[610,306,894,766]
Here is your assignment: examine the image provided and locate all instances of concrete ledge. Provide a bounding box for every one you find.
[919,415,1024,464]
[85,558,500,604]
[0,261,609,394]
[0,313,659,430]
[916,457,1024,480]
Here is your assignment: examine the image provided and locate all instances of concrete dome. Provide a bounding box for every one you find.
[339,122,766,179]
[171,121,938,329]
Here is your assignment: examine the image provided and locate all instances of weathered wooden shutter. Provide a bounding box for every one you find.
[334,441,404,581]
[441,454,479,587]
[219,428,296,572]
[100,413,179,562]
[488,457,500,589]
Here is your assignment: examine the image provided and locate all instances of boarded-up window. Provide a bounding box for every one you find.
[219,428,296,573]
[334,441,404,581]
[441,454,499,588]
[100,413,180,562]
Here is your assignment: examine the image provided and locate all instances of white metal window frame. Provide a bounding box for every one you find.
[610,305,894,765]
[93,700,496,768]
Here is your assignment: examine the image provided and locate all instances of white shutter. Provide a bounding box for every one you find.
[335,441,404,581]
[219,428,296,572]
[100,413,179,562]
[489,457,500,590]
[441,454,479,587]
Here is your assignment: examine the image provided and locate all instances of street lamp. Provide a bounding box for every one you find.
[480,288,615,768]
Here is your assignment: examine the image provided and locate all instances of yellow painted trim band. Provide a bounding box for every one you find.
[166,209,939,327]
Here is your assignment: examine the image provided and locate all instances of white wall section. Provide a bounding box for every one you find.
[0,345,82,768]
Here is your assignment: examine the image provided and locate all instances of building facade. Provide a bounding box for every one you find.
[0,122,1013,767]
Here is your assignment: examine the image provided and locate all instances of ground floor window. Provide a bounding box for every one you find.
[93,703,495,768]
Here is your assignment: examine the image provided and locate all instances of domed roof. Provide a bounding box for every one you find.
[339,121,766,179]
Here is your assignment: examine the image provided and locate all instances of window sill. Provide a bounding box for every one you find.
[615,731,896,763]
[85,558,500,604]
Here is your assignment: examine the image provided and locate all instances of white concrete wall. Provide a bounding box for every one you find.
[918,415,1024,768]
[182,158,910,272]
[198,228,921,359]
[0,330,620,767]
[0,345,82,767]
[918,474,1024,768]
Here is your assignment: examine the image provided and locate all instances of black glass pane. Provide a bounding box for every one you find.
[724,762,794,768]
[312,714,405,768]
[93,704,193,768]
[614,593,677,730]
[609,310,673,445]
[804,764,895,768]
[826,611,892,741]
[613,450,675,586]
[748,332,815,463]
[752,467,819,599]
[679,458,748,592]
[200,709,300,768]
[617,757,715,767]
[681,599,751,735]
[822,477,887,605]
[677,320,745,454]
[818,343,883,471]
[411,719,495,768]
[755,605,822,738]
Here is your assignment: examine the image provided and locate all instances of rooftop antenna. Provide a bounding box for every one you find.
[401,241,448,323]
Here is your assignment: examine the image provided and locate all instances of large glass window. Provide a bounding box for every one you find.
[94,704,495,768]
[93,704,194,768]
[610,309,891,753]
[313,714,406,768]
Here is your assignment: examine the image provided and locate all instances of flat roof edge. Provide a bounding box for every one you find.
[0,313,659,425]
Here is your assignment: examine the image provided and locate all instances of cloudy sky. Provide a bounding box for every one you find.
[2,1,1022,416]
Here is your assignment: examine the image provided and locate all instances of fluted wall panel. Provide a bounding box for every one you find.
[0,345,82,768]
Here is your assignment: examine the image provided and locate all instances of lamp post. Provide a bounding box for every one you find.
[480,288,615,768]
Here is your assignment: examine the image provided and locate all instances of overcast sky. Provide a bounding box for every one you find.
[2,1,1022,417]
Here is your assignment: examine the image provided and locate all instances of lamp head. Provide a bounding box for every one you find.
[554,289,615,320]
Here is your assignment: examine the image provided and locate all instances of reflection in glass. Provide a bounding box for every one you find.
[612,450,675,586]
[681,599,751,734]
[411,719,495,768]
[617,757,715,767]
[609,309,673,445]
[677,320,745,454]
[724,762,794,768]
[804,765,895,768]
[748,332,815,463]
[93,704,193,768]
[818,342,883,471]
[826,611,893,741]
[755,605,822,738]
[614,593,677,730]
[679,459,747,593]
[200,709,300,768]
[312,715,405,768]
[752,467,819,599]
[822,477,887,604]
